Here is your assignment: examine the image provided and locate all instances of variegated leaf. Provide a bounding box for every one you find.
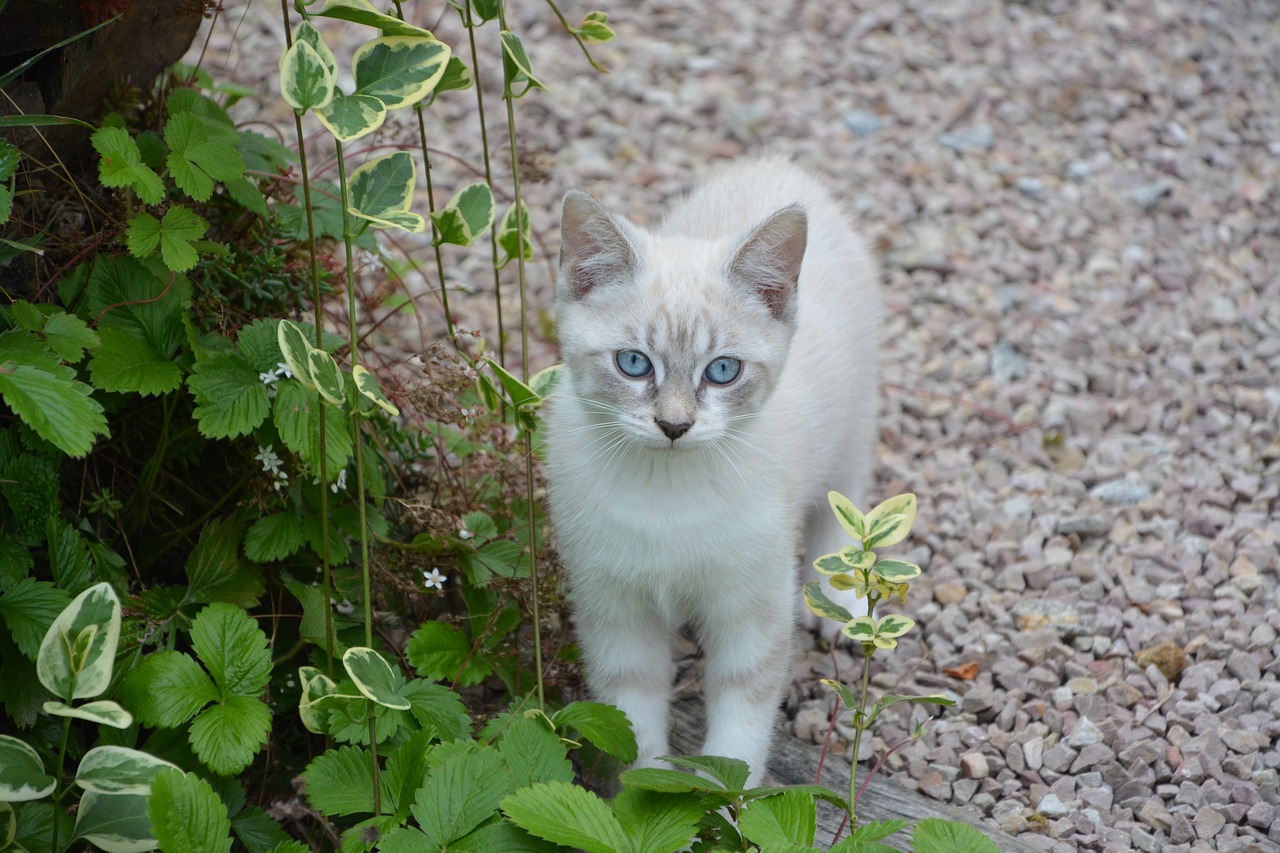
[0,735,56,801]
[313,0,435,37]
[865,512,912,551]
[871,558,921,583]
[343,647,410,710]
[315,89,387,143]
[865,493,917,547]
[813,553,848,576]
[348,151,424,234]
[352,36,450,110]
[36,581,120,701]
[352,364,399,416]
[279,39,335,113]
[841,616,877,644]
[819,678,857,710]
[307,348,345,407]
[42,699,132,728]
[876,613,916,639]
[277,319,314,391]
[74,746,180,795]
[802,581,853,624]
[827,491,866,541]
[838,546,876,571]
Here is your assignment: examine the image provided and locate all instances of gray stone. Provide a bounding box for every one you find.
[959,751,990,780]
[841,109,883,138]
[1193,806,1226,840]
[1138,799,1174,832]
[940,123,995,153]
[1246,800,1276,829]
[1068,716,1105,748]
[1091,478,1153,506]
[1037,792,1070,818]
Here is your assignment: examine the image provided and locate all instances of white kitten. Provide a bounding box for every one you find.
[544,157,880,785]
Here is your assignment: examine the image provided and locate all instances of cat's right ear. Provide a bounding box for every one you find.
[559,190,639,301]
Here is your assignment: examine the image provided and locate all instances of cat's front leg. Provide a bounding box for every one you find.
[697,593,793,787]
[576,595,677,770]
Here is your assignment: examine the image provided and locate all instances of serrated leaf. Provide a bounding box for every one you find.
[502,781,629,853]
[119,650,218,727]
[498,715,574,789]
[910,818,998,853]
[92,126,164,205]
[74,790,156,853]
[405,621,491,687]
[827,491,866,541]
[165,112,245,202]
[41,698,132,728]
[223,176,269,216]
[499,31,546,96]
[613,786,704,853]
[40,311,98,362]
[244,512,306,562]
[553,701,637,765]
[191,602,271,697]
[280,39,335,113]
[411,743,509,848]
[315,89,387,143]
[74,746,179,795]
[188,350,271,439]
[186,517,263,607]
[400,680,472,742]
[352,35,451,110]
[36,581,119,701]
[342,647,410,710]
[617,766,731,796]
[0,358,108,457]
[351,364,399,415]
[445,820,560,853]
[347,151,424,234]
[0,734,56,801]
[0,577,71,658]
[802,581,854,624]
[662,755,751,791]
[188,694,272,776]
[231,805,292,853]
[149,768,234,853]
[312,0,435,37]
[87,325,183,395]
[0,139,18,181]
[273,380,354,475]
[303,745,376,816]
[738,790,816,847]
[307,347,345,406]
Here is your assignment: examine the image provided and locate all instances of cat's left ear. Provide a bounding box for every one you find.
[728,205,807,323]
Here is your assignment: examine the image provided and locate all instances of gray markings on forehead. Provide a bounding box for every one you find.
[644,305,720,361]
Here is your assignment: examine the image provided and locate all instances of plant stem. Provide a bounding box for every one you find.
[49,714,71,852]
[334,137,381,812]
[848,594,878,830]
[495,0,543,711]
[412,105,456,340]
[462,1,506,365]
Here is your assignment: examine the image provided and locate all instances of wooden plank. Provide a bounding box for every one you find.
[670,699,1041,852]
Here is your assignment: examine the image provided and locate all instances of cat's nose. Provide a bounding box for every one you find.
[655,419,693,441]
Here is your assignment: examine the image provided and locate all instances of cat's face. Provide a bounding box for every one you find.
[554,191,806,451]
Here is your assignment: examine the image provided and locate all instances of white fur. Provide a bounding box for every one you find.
[545,158,881,785]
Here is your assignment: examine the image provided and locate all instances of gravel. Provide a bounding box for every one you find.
[194,0,1279,849]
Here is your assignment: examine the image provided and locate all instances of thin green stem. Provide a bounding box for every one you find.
[542,0,609,73]
[413,105,456,339]
[49,714,71,852]
[848,596,878,829]
[463,2,506,365]
[335,137,381,812]
[496,0,543,710]
[281,0,335,680]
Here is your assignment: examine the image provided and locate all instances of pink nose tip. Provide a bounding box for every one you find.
[656,419,692,440]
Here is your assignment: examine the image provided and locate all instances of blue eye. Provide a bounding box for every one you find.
[704,357,742,385]
[616,350,653,378]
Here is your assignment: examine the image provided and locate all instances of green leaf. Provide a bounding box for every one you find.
[188,694,272,776]
[496,200,533,268]
[870,558,920,583]
[165,112,246,202]
[126,205,208,272]
[827,491,866,542]
[528,363,561,400]
[617,766,732,796]
[273,380,354,476]
[314,89,387,143]
[342,647,410,710]
[841,616,877,645]
[41,698,132,728]
[611,786,704,853]
[224,176,269,216]
[244,512,306,562]
[662,755,751,791]
[570,10,616,43]
[279,38,335,113]
[813,553,852,576]
[0,577,71,658]
[738,790,816,847]
[186,517,263,607]
[430,181,493,246]
[74,746,179,795]
[347,151,424,233]
[863,494,917,550]
[405,621,491,687]
[231,805,292,853]
[910,818,998,853]
[0,801,13,849]
[312,0,436,36]
[36,581,120,701]
[190,602,271,697]
[91,126,164,205]
[351,364,399,415]
[352,35,451,110]
[302,745,376,816]
[446,820,560,853]
[0,734,56,801]
[294,21,337,76]
[40,311,98,362]
[845,819,909,845]
[864,693,955,729]
[802,581,854,624]
[44,519,91,594]
[497,715,574,788]
[502,781,629,853]
[275,320,313,391]
[411,743,509,848]
[73,790,156,853]
[819,678,858,711]
[297,666,341,735]
[0,353,108,457]
[400,680,472,742]
[553,701,637,765]
[425,55,473,106]
[0,139,17,181]
[499,31,546,97]
[119,651,217,727]
[82,254,189,355]
[149,768,234,853]
[188,351,271,439]
[874,613,915,640]
[87,324,183,395]
[485,356,538,408]
[307,347,345,406]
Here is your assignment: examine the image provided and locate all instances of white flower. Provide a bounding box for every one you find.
[458,524,472,540]
[332,468,348,493]
[276,361,294,379]
[423,568,447,590]
[255,445,284,476]
[259,368,280,385]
